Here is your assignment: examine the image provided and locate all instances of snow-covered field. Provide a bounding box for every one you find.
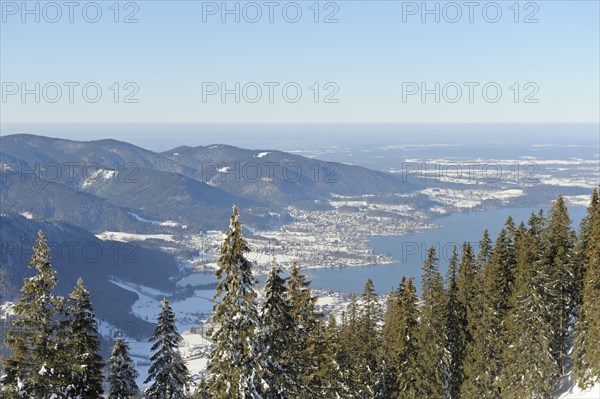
[95,232,175,242]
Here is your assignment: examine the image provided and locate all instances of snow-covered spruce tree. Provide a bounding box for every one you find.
[394,277,420,399]
[499,216,558,398]
[456,231,489,397]
[107,334,140,399]
[286,262,323,399]
[380,277,418,399]
[1,230,69,398]
[337,294,360,395]
[355,279,382,398]
[454,242,479,396]
[339,287,381,399]
[317,314,345,399]
[208,206,264,399]
[574,188,600,388]
[415,247,446,399]
[445,246,463,399]
[258,259,297,398]
[144,298,190,399]
[462,228,515,399]
[572,191,598,314]
[380,277,405,397]
[542,195,577,374]
[62,278,104,398]
[456,242,478,337]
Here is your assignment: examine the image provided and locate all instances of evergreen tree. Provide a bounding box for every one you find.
[259,259,297,398]
[394,277,420,399]
[456,241,478,362]
[462,228,514,398]
[355,279,382,398]
[477,228,493,270]
[504,215,517,244]
[499,215,559,398]
[574,188,600,388]
[107,335,140,399]
[317,315,345,399]
[575,189,599,308]
[380,278,406,397]
[542,195,576,373]
[286,262,323,398]
[190,378,211,399]
[292,314,344,399]
[145,298,190,399]
[337,295,361,396]
[1,230,68,398]
[336,283,382,398]
[63,278,104,398]
[445,246,463,399]
[415,247,446,398]
[208,206,263,399]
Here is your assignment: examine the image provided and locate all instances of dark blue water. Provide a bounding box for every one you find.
[304,206,588,295]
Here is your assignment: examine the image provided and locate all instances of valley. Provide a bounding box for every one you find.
[1,133,598,397]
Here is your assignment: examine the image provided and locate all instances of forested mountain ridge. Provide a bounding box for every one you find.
[1,191,599,398]
[0,134,418,234]
[0,212,180,341]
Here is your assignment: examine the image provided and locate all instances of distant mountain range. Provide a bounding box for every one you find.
[0,133,417,348]
[0,134,415,233]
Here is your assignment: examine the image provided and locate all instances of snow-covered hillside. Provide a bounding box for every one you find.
[555,374,600,399]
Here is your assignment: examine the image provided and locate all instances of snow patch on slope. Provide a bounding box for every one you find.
[127,212,161,224]
[81,169,116,188]
[95,231,175,242]
[127,212,186,228]
[19,211,33,220]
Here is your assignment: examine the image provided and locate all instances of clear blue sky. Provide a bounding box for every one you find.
[1,0,599,125]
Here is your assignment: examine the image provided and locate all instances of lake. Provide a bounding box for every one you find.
[304,205,587,295]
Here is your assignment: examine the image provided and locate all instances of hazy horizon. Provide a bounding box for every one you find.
[2,122,598,152]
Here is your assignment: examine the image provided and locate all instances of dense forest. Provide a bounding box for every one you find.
[1,190,599,398]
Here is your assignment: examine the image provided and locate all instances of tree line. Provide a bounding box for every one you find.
[1,191,599,398]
